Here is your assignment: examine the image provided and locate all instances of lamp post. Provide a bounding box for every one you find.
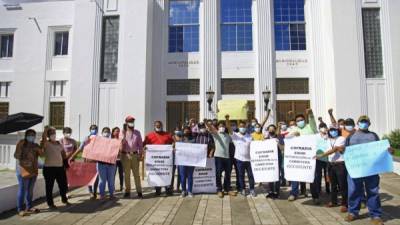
[262,88,271,111]
[206,86,215,111]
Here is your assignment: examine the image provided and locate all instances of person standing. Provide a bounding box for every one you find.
[205,119,236,198]
[265,125,282,199]
[14,129,42,216]
[196,122,215,158]
[120,116,143,198]
[227,118,256,197]
[177,126,196,197]
[316,125,348,212]
[111,127,124,192]
[287,109,318,201]
[59,127,77,197]
[144,120,174,196]
[344,116,394,225]
[42,127,70,209]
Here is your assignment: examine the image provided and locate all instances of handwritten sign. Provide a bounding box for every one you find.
[82,136,120,164]
[250,140,280,183]
[284,135,317,183]
[217,99,248,120]
[145,145,173,187]
[66,162,97,188]
[175,142,207,167]
[316,136,329,162]
[193,158,217,193]
[344,140,393,178]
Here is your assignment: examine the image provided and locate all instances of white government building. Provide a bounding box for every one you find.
[0,0,399,140]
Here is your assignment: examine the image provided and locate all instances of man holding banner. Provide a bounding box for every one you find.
[344,115,394,225]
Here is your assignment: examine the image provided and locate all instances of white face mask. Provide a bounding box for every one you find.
[199,128,206,133]
[127,122,135,128]
[50,134,57,141]
[102,132,110,138]
[319,128,327,133]
[281,125,288,131]
[339,125,345,129]
[239,127,247,134]
[254,127,261,133]
[218,127,225,133]
[64,133,71,138]
[251,122,257,127]
[155,127,162,132]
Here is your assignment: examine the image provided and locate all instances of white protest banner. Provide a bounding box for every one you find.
[175,142,207,167]
[145,145,173,187]
[284,135,317,183]
[193,158,217,193]
[250,140,279,183]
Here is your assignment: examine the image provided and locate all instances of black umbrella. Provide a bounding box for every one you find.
[0,112,44,134]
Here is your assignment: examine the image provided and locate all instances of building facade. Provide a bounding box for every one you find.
[0,0,399,140]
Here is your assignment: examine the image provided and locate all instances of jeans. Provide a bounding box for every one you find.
[115,160,124,190]
[236,160,255,191]
[347,174,382,218]
[43,166,68,206]
[310,160,324,199]
[329,162,347,206]
[279,151,286,185]
[97,162,117,197]
[178,166,195,193]
[290,182,307,197]
[215,157,232,192]
[231,158,240,190]
[171,164,181,191]
[16,172,37,212]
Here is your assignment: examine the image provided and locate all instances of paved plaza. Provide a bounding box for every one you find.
[0,173,399,225]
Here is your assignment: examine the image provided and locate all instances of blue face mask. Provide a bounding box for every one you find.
[358,122,369,130]
[90,129,97,135]
[239,127,247,134]
[329,130,339,138]
[297,120,306,128]
[26,136,35,143]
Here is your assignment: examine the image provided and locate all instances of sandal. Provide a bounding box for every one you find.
[27,208,40,213]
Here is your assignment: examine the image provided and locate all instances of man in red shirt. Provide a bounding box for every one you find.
[144,121,174,196]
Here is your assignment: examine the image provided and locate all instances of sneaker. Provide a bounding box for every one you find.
[250,190,257,197]
[240,190,246,196]
[340,206,348,213]
[266,192,275,199]
[188,192,194,198]
[312,198,320,205]
[228,191,237,197]
[137,192,143,199]
[181,191,186,198]
[90,194,97,200]
[18,211,28,217]
[370,217,384,225]
[217,191,224,198]
[344,214,358,222]
[62,200,71,205]
[288,195,296,201]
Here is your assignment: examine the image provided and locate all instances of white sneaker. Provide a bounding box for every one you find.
[188,192,194,198]
[240,190,246,196]
[181,191,186,198]
[250,190,257,197]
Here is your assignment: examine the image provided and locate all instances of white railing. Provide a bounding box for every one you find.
[0,144,16,170]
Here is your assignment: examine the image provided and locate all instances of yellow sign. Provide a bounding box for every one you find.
[217,99,248,121]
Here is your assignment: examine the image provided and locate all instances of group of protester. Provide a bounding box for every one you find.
[13,109,394,225]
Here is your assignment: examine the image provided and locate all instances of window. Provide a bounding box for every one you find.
[168,0,200,52]
[362,8,383,78]
[221,0,253,51]
[100,16,119,82]
[0,34,13,58]
[50,81,66,97]
[167,79,200,95]
[221,78,254,94]
[0,82,10,98]
[276,78,309,94]
[0,102,9,120]
[49,102,65,129]
[54,31,69,56]
[274,0,306,51]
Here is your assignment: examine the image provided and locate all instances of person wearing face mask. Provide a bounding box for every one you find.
[276,122,289,186]
[94,127,117,200]
[120,116,143,199]
[176,126,196,197]
[59,127,77,161]
[228,118,255,197]
[343,118,356,138]
[111,127,124,192]
[316,126,347,212]
[343,116,394,224]
[251,123,264,141]
[196,122,215,158]
[14,129,42,216]
[71,124,100,199]
[288,109,318,201]
[41,127,70,209]
[205,118,236,198]
[144,120,174,196]
[265,125,283,199]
